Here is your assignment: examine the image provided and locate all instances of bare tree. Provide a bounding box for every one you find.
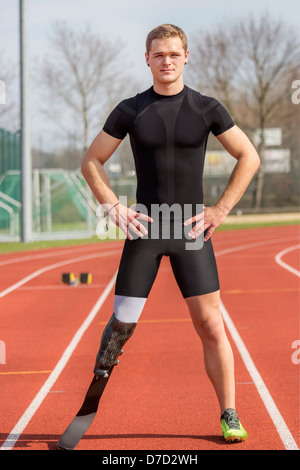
[188,13,300,208]
[236,14,300,208]
[188,29,243,120]
[38,21,137,152]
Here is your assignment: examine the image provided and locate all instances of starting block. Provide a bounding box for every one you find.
[61,272,77,285]
[61,272,92,285]
[79,272,92,284]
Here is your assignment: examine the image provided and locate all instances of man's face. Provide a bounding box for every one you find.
[145,37,189,87]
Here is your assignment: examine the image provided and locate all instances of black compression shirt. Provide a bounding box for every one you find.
[103,85,234,214]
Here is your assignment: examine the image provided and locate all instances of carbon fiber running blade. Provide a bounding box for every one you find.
[57,369,113,450]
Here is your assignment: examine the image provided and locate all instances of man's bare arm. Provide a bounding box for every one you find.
[214,125,261,215]
[185,125,260,241]
[81,130,152,239]
[81,130,122,207]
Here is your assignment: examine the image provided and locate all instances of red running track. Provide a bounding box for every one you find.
[0,225,299,451]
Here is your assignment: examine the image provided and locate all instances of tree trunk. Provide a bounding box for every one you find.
[255,163,264,209]
[254,112,265,209]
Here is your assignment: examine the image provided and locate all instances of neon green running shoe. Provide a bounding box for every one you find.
[220,408,247,443]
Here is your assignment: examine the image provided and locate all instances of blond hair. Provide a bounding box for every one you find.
[146,24,188,54]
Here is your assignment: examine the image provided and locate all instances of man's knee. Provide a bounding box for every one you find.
[94,313,137,377]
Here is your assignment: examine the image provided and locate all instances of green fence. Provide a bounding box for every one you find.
[0,169,100,240]
[0,128,20,173]
[0,128,101,240]
[0,169,137,242]
[0,129,21,238]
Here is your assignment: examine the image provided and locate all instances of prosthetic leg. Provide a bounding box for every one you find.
[57,314,136,450]
[94,313,137,377]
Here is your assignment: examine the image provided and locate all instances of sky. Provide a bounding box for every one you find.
[0,0,299,147]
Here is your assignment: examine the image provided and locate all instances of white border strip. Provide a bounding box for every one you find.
[1,271,117,450]
[275,245,300,277]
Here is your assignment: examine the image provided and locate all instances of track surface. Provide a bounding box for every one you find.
[0,225,299,451]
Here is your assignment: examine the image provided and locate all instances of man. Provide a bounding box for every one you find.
[81,24,260,443]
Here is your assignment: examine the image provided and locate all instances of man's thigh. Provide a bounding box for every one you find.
[115,237,164,298]
[169,237,220,298]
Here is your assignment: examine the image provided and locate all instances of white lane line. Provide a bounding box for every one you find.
[214,235,299,258]
[220,300,299,451]
[0,243,122,267]
[0,249,121,299]
[0,270,117,451]
[215,238,299,450]
[0,245,96,266]
[275,245,300,277]
[18,284,106,291]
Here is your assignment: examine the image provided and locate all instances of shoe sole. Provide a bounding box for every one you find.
[225,436,246,443]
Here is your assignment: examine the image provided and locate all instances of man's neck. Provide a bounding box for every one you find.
[153,79,184,96]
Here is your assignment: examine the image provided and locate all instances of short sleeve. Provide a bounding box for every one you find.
[202,97,235,136]
[103,97,137,140]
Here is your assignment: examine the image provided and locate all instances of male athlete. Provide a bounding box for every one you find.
[67,24,260,445]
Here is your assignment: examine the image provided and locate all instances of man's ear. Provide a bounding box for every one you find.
[145,52,149,67]
[185,49,190,65]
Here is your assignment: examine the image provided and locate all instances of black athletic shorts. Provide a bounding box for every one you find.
[115,220,220,299]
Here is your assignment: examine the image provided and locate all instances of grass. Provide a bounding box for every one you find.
[0,219,298,254]
[0,235,101,254]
